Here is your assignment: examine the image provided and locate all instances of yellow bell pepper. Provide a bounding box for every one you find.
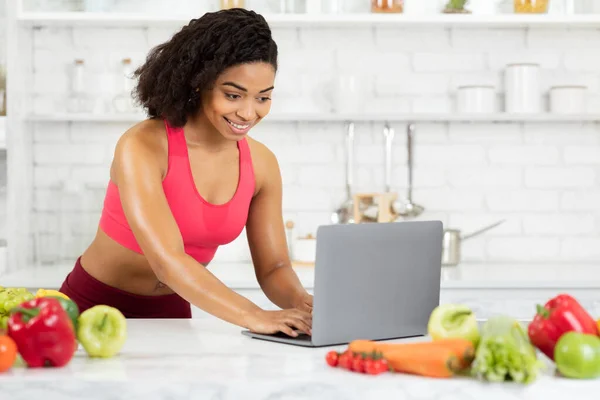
[35,288,70,300]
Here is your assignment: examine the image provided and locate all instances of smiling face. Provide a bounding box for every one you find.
[199,62,275,141]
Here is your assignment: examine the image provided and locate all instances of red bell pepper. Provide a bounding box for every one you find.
[528,294,598,361]
[7,297,77,368]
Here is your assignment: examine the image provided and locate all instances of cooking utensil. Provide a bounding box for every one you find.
[331,122,355,224]
[381,123,406,221]
[442,219,506,266]
[394,124,424,219]
[383,123,394,194]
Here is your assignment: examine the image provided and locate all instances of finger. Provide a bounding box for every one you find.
[279,323,298,337]
[286,317,312,336]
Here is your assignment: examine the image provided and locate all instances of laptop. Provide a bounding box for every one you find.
[241,220,444,347]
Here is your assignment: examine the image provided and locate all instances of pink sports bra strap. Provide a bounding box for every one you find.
[164,120,188,158]
[237,134,252,167]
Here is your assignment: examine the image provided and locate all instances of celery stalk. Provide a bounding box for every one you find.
[471,315,544,384]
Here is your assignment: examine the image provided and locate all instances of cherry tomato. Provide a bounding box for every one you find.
[338,352,352,370]
[0,336,17,373]
[363,357,389,375]
[364,358,378,375]
[375,359,389,374]
[352,356,365,373]
[325,351,339,367]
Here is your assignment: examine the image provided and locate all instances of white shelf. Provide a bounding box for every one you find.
[26,113,600,123]
[0,117,5,150]
[17,12,600,28]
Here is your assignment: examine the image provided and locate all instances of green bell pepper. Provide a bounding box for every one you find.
[555,332,600,379]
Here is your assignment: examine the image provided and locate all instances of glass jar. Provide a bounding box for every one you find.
[514,0,548,13]
[371,0,403,13]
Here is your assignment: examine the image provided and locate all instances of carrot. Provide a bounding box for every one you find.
[348,339,380,354]
[348,338,475,371]
[383,345,462,378]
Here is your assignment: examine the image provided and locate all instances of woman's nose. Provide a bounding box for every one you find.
[236,102,255,121]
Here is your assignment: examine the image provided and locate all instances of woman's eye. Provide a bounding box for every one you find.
[258,97,271,103]
[226,93,240,100]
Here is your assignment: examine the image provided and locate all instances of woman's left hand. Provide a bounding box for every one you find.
[293,292,313,314]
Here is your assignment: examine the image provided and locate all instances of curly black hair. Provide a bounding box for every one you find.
[133,8,278,127]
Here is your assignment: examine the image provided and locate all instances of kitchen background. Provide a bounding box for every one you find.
[1,0,600,275]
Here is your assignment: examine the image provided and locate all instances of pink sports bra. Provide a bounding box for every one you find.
[99,119,256,265]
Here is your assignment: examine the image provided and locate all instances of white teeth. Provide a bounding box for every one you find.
[226,119,250,130]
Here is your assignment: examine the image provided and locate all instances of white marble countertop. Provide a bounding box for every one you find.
[0,318,596,400]
[2,260,600,291]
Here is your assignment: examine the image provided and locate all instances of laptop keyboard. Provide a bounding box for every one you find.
[268,331,312,341]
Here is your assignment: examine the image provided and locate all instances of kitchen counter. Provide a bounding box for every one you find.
[2,261,600,290]
[0,318,596,400]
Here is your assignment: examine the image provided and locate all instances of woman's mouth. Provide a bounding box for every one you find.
[224,117,252,135]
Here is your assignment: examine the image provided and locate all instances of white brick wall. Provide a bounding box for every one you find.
[19,1,600,265]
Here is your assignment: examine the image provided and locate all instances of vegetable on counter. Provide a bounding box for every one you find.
[427,304,480,348]
[348,338,475,371]
[471,315,543,384]
[35,288,71,301]
[46,296,80,331]
[528,294,598,361]
[77,305,127,358]
[0,335,17,373]
[0,288,35,330]
[379,341,466,378]
[7,297,77,368]
[554,332,600,379]
[338,338,474,378]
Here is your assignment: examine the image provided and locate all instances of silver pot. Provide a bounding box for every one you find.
[442,219,505,266]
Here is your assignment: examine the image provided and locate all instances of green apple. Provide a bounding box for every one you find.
[427,304,480,347]
[77,305,127,358]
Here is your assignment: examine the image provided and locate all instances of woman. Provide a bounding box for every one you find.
[59,8,313,338]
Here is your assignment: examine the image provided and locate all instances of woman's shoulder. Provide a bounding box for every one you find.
[110,119,169,180]
[114,118,168,158]
[245,136,281,192]
[246,136,278,168]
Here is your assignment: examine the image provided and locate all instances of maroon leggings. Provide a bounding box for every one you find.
[59,257,191,318]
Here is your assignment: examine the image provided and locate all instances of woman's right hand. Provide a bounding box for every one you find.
[245,308,312,337]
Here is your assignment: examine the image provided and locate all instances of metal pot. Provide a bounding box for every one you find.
[442,219,505,266]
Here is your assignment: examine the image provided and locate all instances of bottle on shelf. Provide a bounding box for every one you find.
[220,0,245,9]
[112,58,137,114]
[371,0,403,13]
[514,0,548,13]
[67,59,94,113]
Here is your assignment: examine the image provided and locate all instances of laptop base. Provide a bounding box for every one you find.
[241,330,425,348]
[241,330,318,347]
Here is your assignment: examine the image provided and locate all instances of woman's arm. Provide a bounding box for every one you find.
[113,128,264,327]
[245,142,312,311]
